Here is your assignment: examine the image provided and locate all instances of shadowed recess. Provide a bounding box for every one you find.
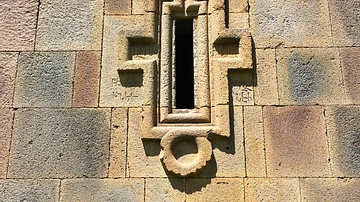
[118,69,143,87]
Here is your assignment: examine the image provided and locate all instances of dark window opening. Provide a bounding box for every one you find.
[175,19,194,109]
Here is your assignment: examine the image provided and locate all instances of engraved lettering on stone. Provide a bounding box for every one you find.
[232,85,254,105]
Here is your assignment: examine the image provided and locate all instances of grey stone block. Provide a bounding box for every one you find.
[13,52,75,108]
[8,108,110,178]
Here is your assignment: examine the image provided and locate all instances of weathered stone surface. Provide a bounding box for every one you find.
[132,0,146,14]
[300,178,360,202]
[105,0,131,15]
[13,52,75,108]
[253,49,278,105]
[263,106,331,177]
[60,178,144,202]
[340,48,360,104]
[245,178,300,201]
[249,0,332,48]
[244,106,266,177]
[329,0,360,46]
[108,108,127,178]
[229,0,248,13]
[73,51,101,107]
[0,179,59,202]
[0,108,13,178]
[0,53,18,107]
[0,0,38,51]
[8,108,110,178]
[277,48,344,105]
[325,106,360,177]
[36,0,103,51]
[145,178,185,202]
[186,178,244,201]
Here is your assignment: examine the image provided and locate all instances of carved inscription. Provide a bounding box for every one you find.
[110,78,141,103]
[232,85,254,105]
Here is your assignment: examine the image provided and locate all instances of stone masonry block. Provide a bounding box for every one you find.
[186,178,244,202]
[300,178,360,202]
[73,51,101,107]
[249,0,332,48]
[277,48,344,105]
[8,108,110,178]
[0,52,18,107]
[263,106,331,177]
[60,178,144,202]
[0,0,38,51]
[253,49,278,105]
[36,0,103,51]
[229,0,248,13]
[145,178,185,202]
[329,0,360,46]
[340,48,360,104]
[0,108,14,178]
[245,178,300,201]
[0,179,60,202]
[13,52,75,108]
[244,106,266,177]
[108,108,127,178]
[105,0,131,15]
[325,106,360,177]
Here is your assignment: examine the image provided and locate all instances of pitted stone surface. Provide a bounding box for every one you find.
[13,52,75,108]
[0,108,13,178]
[0,53,18,107]
[8,108,110,178]
[340,48,360,104]
[36,0,103,50]
[0,0,38,51]
[105,0,131,15]
[145,178,185,202]
[0,179,59,202]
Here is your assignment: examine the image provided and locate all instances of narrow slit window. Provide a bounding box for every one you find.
[175,19,194,109]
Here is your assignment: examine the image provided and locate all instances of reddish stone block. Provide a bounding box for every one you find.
[105,0,131,15]
[0,53,18,107]
[73,51,101,107]
[340,48,360,104]
[0,108,14,178]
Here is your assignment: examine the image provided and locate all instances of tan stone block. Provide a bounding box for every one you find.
[105,0,131,15]
[245,178,300,201]
[0,108,14,178]
[244,106,266,177]
[249,0,332,48]
[0,0,38,51]
[325,106,360,177]
[277,48,344,105]
[329,0,360,46]
[229,0,249,13]
[36,0,103,50]
[108,108,127,178]
[263,106,331,177]
[145,178,185,202]
[253,49,278,105]
[229,13,249,28]
[73,51,101,107]
[132,0,146,14]
[0,53,18,107]
[60,178,144,202]
[340,48,360,104]
[186,178,244,202]
[300,178,360,202]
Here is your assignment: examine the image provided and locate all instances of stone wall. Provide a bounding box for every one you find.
[0,0,359,201]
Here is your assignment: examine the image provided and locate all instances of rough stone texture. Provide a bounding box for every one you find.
[0,0,38,51]
[145,178,185,202]
[263,106,331,177]
[277,48,344,105]
[244,106,266,177]
[60,178,144,202]
[325,106,360,177]
[340,48,360,104]
[253,49,279,105]
[249,0,332,48]
[0,108,14,178]
[0,179,60,202]
[36,0,103,51]
[13,52,75,108]
[132,0,146,14]
[186,178,244,202]
[108,108,127,178]
[329,0,360,46]
[300,178,360,202]
[105,0,131,15]
[73,51,101,107]
[245,178,300,201]
[0,53,18,107]
[229,0,248,13]
[8,108,110,178]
